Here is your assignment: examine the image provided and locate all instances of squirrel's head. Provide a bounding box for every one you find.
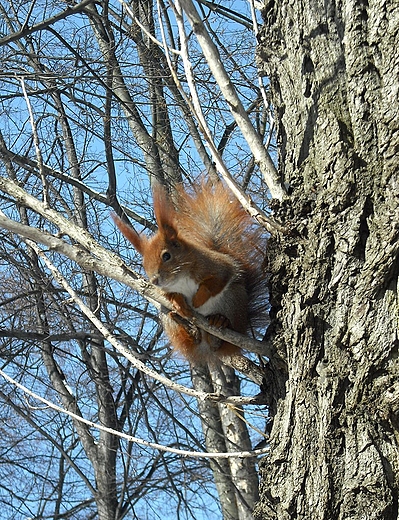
[142,225,192,289]
[113,183,193,289]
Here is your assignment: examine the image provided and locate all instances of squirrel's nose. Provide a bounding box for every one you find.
[150,276,159,286]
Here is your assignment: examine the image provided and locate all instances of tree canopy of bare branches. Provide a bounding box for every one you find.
[0,1,274,518]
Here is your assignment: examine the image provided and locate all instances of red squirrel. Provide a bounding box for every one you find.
[113,179,266,364]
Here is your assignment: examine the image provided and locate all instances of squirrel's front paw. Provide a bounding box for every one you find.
[167,292,193,318]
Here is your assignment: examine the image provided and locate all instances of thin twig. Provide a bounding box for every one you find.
[0,368,269,459]
[19,77,49,205]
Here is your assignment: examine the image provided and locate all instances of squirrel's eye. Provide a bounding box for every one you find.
[162,251,171,262]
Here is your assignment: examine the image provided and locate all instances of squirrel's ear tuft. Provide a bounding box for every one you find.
[152,183,178,239]
[111,213,147,256]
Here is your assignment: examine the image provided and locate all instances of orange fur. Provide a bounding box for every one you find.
[114,179,266,364]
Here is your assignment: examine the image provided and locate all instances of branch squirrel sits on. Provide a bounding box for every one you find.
[113,179,267,365]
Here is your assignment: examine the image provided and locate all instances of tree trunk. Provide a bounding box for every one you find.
[192,365,241,520]
[211,364,260,520]
[255,0,399,518]
[192,364,259,520]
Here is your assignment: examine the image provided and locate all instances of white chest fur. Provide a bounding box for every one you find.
[162,274,230,317]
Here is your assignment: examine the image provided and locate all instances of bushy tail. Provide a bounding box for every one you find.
[176,179,268,334]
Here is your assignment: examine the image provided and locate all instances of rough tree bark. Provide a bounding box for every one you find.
[255,0,399,518]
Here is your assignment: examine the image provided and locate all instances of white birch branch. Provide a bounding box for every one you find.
[165,1,287,233]
[174,0,287,201]
[0,368,269,459]
[0,178,273,358]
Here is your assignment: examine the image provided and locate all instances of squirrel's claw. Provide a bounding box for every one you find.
[167,292,193,318]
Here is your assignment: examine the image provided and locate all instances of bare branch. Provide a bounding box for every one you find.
[0,0,95,46]
[0,183,273,357]
[175,0,287,201]
[164,1,287,233]
[19,77,49,205]
[0,368,269,459]
[0,142,152,228]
